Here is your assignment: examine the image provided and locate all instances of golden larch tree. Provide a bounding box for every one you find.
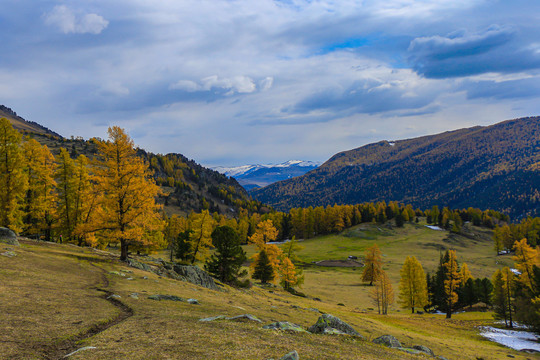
[370,270,394,315]
[0,118,27,231]
[460,262,473,283]
[398,256,428,313]
[94,126,162,260]
[249,220,282,282]
[362,244,383,285]
[513,238,539,292]
[188,210,215,264]
[22,139,56,238]
[443,250,461,319]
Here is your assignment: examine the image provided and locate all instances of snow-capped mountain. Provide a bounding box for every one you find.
[213,160,321,190]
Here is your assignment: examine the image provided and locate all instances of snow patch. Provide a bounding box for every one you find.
[480,326,540,352]
[425,225,444,231]
[212,160,321,178]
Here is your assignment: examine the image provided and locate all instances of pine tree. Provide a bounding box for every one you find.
[93,126,162,260]
[443,250,461,318]
[253,249,275,284]
[398,256,428,313]
[204,226,247,284]
[362,244,383,285]
[0,118,27,231]
[492,269,508,326]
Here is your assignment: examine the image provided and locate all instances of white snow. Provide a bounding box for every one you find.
[480,326,540,352]
[211,160,321,177]
[425,225,444,231]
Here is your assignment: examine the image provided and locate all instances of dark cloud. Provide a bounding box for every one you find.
[461,77,540,100]
[408,26,540,78]
[291,79,438,116]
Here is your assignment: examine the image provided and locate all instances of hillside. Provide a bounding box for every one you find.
[213,160,320,190]
[2,106,261,216]
[252,117,540,219]
[0,223,530,360]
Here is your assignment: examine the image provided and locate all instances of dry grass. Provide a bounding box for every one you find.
[0,229,531,360]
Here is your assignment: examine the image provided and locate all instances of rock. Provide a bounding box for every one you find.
[107,294,121,299]
[372,335,402,348]
[109,271,126,277]
[129,293,139,299]
[308,314,364,338]
[398,348,422,355]
[0,227,19,246]
[307,308,320,313]
[412,345,434,356]
[435,356,449,360]
[127,258,153,272]
[187,298,199,305]
[1,251,16,257]
[173,264,218,290]
[227,314,262,323]
[199,315,228,322]
[148,294,185,302]
[279,350,299,360]
[263,321,307,333]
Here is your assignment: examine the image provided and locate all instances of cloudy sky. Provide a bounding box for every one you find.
[2,1,540,166]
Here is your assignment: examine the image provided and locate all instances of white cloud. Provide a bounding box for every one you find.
[259,77,274,91]
[44,6,109,34]
[170,76,259,95]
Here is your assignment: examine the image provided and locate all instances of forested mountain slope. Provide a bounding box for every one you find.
[252,117,540,219]
[3,106,262,216]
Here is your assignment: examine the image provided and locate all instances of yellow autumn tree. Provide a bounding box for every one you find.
[0,118,27,231]
[22,138,56,239]
[188,210,215,264]
[513,238,539,292]
[362,244,383,285]
[460,262,473,283]
[93,126,163,260]
[398,256,428,313]
[443,250,461,318]
[249,220,282,282]
[370,270,394,315]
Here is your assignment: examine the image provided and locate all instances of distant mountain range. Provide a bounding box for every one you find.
[252,117,540,219]
[213,160,320,190]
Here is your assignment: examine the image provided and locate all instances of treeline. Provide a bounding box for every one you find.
[494,216,540,252]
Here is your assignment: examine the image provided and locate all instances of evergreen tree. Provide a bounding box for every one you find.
[398,256,428,313]
[205,226,247,285]
[252,249,275,284]
[175,229,193,262]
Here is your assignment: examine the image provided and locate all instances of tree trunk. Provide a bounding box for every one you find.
[120,239,129,261]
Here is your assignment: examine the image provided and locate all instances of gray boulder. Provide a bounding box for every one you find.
[1,251,17,257]
[279,350,299,360]
[199,315,228,322]
[412,345,434,356]
[127,258,152,272]
[263,321,307,333]
[227,314,262,323]
[0,227,18,246]
[173,264,218,290]
[148,294,185,302]
[308,314,364,338]
[372,335,402,348]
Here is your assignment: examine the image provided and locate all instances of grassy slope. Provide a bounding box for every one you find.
[0,223,528,360]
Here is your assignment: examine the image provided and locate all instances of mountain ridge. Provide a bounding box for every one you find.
[252,117,540,219]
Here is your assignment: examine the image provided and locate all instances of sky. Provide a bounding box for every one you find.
[2,0,540,167]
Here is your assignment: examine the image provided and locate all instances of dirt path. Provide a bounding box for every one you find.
[40,263,134,360]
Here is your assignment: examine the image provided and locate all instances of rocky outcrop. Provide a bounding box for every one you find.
[263,322,307,333]
[172,264,218,290]
[412,345,434,356]
[372,335,402,348]
[308,314,364,338]
[0,227,19,246]
[279,351,299,360]
[148,294,186,302]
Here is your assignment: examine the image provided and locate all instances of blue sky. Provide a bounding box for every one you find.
[2,0,540,166]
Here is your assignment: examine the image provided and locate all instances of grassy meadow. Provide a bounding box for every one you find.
[0,221,531,360]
